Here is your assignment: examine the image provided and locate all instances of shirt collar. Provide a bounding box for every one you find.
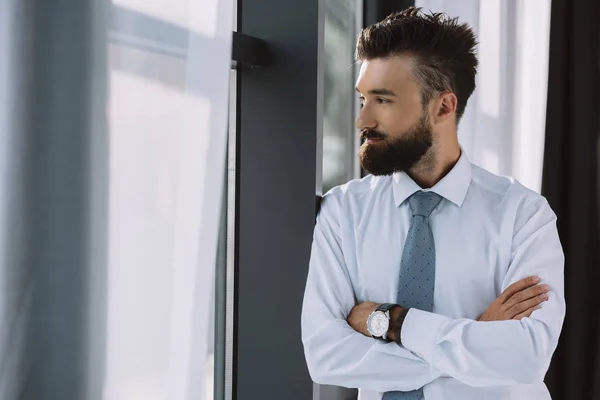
[392,150,472,208]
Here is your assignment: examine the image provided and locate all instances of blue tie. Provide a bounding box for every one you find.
[382,191,443,400]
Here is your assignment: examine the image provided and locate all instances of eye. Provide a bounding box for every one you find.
[377,98,390,104]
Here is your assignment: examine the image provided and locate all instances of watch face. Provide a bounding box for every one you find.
[368,311,389,337]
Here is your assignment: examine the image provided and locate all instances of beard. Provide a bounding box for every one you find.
[359,112,433,176]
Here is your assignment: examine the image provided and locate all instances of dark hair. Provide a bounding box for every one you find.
[356,7,478,122]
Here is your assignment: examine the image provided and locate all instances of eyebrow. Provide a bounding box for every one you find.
[355,87,397,96]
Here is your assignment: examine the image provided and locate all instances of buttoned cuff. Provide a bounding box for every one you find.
[401,308,449,362]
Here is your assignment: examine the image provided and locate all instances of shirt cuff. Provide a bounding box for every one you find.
[401,308,449,362]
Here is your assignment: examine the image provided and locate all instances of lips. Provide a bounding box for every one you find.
[360,130,385,142]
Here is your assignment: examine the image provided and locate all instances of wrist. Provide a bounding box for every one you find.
[387,306,409,344]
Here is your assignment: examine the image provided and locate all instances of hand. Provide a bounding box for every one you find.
[347,301,379,337]
[478,276,549,321]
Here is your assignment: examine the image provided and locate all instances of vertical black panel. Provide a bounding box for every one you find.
[235,0,321,398]
[541,0,600,399]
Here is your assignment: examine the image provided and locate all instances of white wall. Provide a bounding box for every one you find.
[416,0,551,192]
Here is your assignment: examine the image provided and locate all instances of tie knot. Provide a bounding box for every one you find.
[408,191,443,217]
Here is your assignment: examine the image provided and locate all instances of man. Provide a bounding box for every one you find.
[301,7,565,400]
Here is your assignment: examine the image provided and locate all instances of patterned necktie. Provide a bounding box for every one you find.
[382,191,443,400]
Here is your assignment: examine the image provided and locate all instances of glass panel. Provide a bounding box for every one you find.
[322,0,362,193]
[224,69,237,400]
[214,1,237,396]
[315,1,362,399]
[207,172,227,400]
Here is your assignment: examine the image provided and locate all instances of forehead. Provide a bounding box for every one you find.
[356,55,417,92]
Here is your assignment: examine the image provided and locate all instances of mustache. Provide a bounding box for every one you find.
[360,129,386,141]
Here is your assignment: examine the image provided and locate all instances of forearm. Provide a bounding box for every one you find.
[384,198,566,387]
[305,192,445,391]
[302,317,444,392]
[396,308,562,386]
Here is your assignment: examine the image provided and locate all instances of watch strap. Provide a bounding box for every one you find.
[376,303,399,312]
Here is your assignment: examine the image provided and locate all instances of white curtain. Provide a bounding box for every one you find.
[104,1,233,400]
[0,0,233,399]
[415,0,551,193]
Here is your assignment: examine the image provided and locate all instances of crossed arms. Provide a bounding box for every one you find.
[300,194,566,392]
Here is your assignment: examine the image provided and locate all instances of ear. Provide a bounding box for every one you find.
[432,92,458,125]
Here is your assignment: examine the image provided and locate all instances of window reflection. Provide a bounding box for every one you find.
[323,0,362,193]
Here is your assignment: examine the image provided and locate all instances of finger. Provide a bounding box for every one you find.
[506,292,548,318]
[498,276,540,303]
[513,305,542,320]
[504,284,549,310]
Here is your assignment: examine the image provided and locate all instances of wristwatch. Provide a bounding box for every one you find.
[367,303,397,340]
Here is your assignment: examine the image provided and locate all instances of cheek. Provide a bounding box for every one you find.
[379,105,420,134]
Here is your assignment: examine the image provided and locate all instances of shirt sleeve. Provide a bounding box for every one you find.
[301,191,444,392]
[400,196,566,387]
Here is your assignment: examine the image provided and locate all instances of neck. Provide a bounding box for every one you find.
[407,139,461,189]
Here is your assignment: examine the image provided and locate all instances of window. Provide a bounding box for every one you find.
[322,0,363,193]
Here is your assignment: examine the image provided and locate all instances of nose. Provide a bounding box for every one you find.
[356,105,376,131]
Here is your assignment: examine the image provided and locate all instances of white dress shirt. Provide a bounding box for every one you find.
[301,151,565,400]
